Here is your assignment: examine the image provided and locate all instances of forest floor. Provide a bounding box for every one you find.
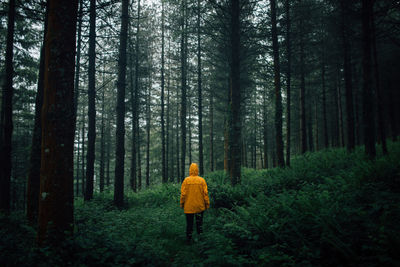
[1,142,400,266]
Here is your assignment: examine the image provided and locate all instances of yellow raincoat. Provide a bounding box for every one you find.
[180,163,210,214]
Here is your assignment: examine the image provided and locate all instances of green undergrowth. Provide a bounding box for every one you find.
[1,141,400,266]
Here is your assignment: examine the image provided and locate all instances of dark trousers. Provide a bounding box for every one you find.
[185,212,203,240]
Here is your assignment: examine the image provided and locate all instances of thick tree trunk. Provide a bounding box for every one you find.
[114,0,129,208]
[27,2,47,223]
[270,0,285,167]
[0,0,15,214]
[229,0,241,185]
[85,0,96,201]
[38,0,78,245]
[362,0,376,158]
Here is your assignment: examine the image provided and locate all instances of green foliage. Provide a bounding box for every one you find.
[1,142,400,266]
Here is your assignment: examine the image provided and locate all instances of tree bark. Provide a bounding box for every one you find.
[38,0,78,245]
[197,0,204,176]
[229,0,241,185]
[341,0,355,152]
[299,2,307,154]
[129,42,137,192]
[27,1,47,223]
[161,0,167,183]
[362,0,376,158]
[136,2,142,191]
[270,0,285,167]
[180,0,187,181]
[285,0,291,166]
[263,89,269,169]
[114,0,129,208]
[81,107,85,195]
[371,9,387,155]
[209,88,214,172]
[145,81,150,188]
[0,0,15,214]
[85,0,96,201]
[99,67,105,193]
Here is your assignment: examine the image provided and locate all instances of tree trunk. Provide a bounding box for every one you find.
[146,83,150,188]
[263,90,268,169]
[197,0,204,176]
[229,0,241,185]
[38,0,78,245]
[209,88,214,172]
[337,68,345,147]
[106,112,111,187]
[27,1,47,223]
[81,107,86,195]
[176,100,180,182]
[270,0,285,167]
[299,4,307,154]
[371,10,387,155]
[362,0,376,158]
[161,0,167,183]
[99,68,105,193]
[74,0,83,122]
[180,0,187,181]
[85,0,96,201]
[136,0,142,191]
[0,0,15,214]
[321,57,329,148]
[341,0,355,152]
[114,0,129,208]
[285,0,291,166]
[129,43,137,192]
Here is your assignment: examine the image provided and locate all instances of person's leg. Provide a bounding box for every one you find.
[186,213,194,242]
[195,212,204,235]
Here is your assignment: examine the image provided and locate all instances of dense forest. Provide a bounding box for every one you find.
[1,0,400,265]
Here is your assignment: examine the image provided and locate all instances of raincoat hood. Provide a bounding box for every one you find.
[189,163,199,176]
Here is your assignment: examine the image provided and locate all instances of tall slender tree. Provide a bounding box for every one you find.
[229,0,241,185]
[299,0,307,154]
[340,0,355,151]
[180,0,188,181]
[85,0,97,201]
[114,0,129,208]
[285,0,292,166]
[270,0,285,167]
[362,0,376,158]
[161,0,167,183]
[197,0,204,175]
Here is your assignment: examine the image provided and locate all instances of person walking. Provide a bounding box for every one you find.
[180,163,210,243]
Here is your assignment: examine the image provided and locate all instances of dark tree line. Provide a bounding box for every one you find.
[0,0,399,246]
